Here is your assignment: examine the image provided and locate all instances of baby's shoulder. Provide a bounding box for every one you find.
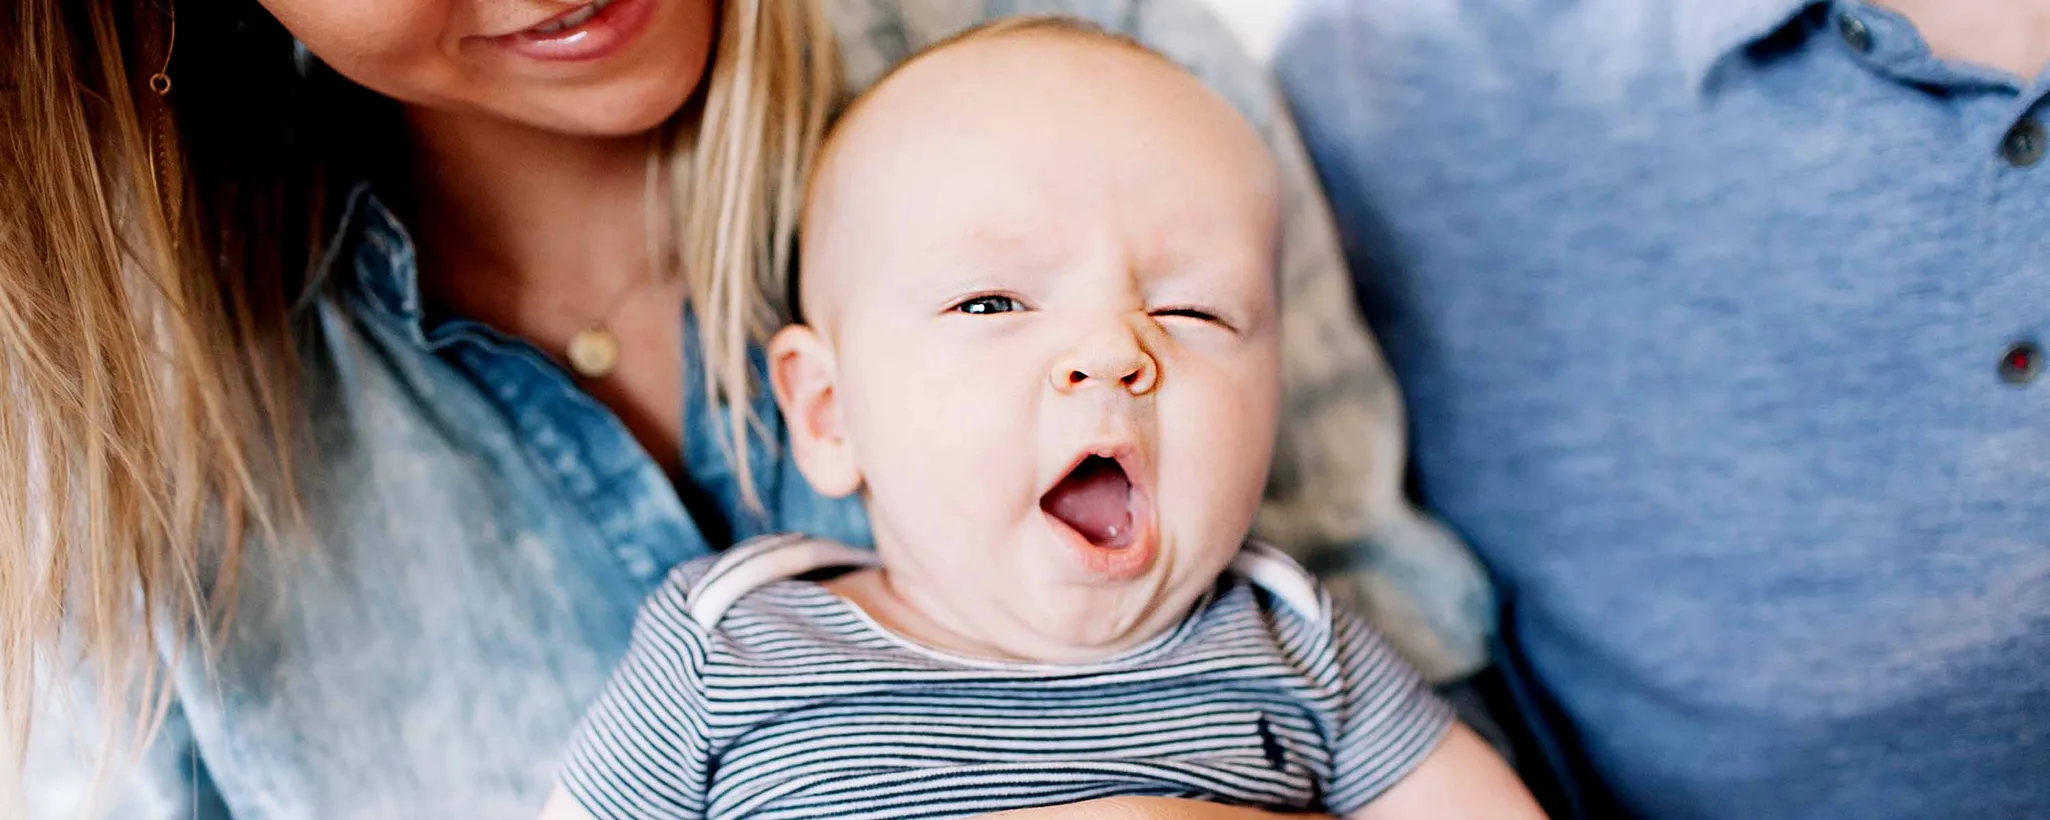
[1211,541,1338,634]
[637,534,880,641]
[1163,543,1350,668]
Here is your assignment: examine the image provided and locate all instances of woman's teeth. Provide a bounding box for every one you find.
[532,0,614,34]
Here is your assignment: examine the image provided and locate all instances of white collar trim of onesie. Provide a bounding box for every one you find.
[686,534,1328,631]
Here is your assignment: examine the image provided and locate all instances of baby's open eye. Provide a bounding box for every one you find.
[952,295,1027,315]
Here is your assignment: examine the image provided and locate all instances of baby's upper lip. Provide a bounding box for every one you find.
[1042,441,1154,501]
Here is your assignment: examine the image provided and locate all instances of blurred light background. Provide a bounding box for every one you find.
[1195,0,1296,63]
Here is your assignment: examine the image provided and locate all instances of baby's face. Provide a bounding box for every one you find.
[780,32,1282,661]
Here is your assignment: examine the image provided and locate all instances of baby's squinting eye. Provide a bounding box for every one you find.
[952,295,1027,315]
[1153,307,1228,326]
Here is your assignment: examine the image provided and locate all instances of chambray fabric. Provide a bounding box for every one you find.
[23,2,1489,817]
[1279,0,2050,817]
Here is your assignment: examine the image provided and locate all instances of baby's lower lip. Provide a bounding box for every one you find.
[1043,509,1156,581]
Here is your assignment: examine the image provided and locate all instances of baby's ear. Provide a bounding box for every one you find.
[767,324,861,498]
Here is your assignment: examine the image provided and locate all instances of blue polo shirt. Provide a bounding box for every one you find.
[1278,1,2050,816]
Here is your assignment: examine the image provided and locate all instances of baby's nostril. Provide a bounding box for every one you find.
[1069,370,1088,385]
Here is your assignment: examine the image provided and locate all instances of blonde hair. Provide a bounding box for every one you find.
[0,0,834,809]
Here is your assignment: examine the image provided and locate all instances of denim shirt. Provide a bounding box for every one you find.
[26,2,1491,816]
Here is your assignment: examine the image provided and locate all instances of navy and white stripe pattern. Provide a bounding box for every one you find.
[559,535,1452,819]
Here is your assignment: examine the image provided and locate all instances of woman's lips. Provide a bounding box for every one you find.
[494,0,657,63]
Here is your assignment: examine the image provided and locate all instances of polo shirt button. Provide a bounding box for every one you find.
[2000,340,2041,384]
[2002,120,2045,167]
[1838,14,1873,54]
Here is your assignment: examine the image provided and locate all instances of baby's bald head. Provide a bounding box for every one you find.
[796,18,1281,333]
[767,19,1287,659]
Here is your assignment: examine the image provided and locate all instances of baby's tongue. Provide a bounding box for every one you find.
[1041,456,1134,547]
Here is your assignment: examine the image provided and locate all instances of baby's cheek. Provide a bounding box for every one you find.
[849,358,1036,507]
[1165,368,1275,530]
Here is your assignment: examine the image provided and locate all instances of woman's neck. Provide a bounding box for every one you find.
[404,106,658,317]
[399,106,690,477]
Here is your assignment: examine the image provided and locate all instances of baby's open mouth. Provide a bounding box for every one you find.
[1040,455,1137,549]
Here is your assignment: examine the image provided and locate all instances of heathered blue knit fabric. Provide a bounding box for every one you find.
[1278,1,2050,816]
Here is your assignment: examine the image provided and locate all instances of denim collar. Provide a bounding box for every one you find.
[319,181,430,346]
[315,181,809,541]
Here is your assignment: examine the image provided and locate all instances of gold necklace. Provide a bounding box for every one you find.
[565,150,672,380]
[564,267,659,379]
[566,325,623,379]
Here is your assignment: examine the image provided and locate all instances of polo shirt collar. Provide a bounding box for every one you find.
[1676,0,1828,90]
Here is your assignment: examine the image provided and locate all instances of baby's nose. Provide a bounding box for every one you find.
[1051,327,1158,395]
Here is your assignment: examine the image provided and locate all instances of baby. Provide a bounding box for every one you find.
[542,17,1540,820]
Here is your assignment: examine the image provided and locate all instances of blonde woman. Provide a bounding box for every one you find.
[4,0,1494,817]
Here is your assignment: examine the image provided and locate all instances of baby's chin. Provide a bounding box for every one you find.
[983,575,1218,664]
[960,530,1245,663]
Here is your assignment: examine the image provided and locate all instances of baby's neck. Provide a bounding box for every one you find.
[823,568,1151,664]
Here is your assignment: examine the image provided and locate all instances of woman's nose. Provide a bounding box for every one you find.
[1050,325,1159,395]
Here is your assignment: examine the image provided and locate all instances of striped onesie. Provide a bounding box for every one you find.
[559,536,1453,819]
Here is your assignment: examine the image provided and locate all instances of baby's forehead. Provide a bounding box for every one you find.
[798,23,1281,320]
[820,28,1198,172]
[837,23,1180,133]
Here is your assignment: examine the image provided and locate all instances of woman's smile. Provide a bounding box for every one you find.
[491,0,657,63]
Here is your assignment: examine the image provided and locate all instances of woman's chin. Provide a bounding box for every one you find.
[478,0,716,137]
[518,77,702,137]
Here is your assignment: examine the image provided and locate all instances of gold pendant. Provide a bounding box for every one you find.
[566,327,621,378]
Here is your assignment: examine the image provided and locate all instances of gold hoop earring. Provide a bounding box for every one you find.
[148,3,175,96]
[144,0,183,242]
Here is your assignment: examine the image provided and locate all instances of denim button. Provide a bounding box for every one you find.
[1837,13,1873,54]
[2002,120,2045,167]
[1999,340,2041,384]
